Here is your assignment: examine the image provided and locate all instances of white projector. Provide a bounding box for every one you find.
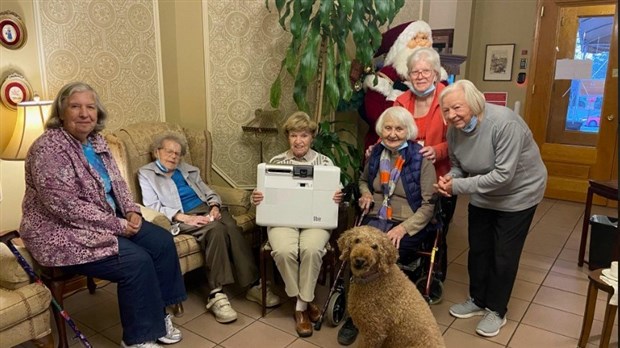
[256,163,341,229]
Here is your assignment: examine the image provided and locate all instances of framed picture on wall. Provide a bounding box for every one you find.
[0,11,27,50]
[483,44,515,81]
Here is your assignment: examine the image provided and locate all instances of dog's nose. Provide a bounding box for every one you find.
[353,257,366,269]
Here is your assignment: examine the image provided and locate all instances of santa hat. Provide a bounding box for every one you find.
[382,20,433,66]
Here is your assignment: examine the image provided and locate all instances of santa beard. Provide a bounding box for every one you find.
[387,45,418,80]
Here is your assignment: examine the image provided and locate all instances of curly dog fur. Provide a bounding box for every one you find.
[338,226,445,348]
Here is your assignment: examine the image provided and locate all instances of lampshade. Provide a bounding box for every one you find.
[1,99,52,160]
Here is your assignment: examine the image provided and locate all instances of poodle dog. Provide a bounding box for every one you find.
[338,225,445,348]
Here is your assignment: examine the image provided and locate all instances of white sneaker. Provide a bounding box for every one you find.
[121,341,163,348]
[157,313,182,344]
[246,282,281,308]
[206,292,237,323]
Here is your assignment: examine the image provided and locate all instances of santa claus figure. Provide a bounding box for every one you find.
[361,20,447,150]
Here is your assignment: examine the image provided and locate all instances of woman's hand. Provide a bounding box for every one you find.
[419,146,436,163]
[177,214,212,227]
[358,193,373,214]
[124,212,142,236]
[434,174,453,197]
[365,144,375,159]
[333,190,344,204]
[251,189,264,206]
[386,225,407,249]
[209,206,222,220]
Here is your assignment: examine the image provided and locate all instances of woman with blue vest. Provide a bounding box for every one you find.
[338,106,438,346]
[358,106,437,259]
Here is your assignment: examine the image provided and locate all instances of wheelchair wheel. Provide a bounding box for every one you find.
[326,290,346,326]
[415,276,444,305]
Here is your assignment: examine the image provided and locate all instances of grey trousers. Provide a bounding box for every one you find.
[180,204,258,289]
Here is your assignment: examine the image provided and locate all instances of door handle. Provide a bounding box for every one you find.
[607,115,615,121]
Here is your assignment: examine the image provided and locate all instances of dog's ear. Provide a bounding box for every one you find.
[377,232,398,273]
[337,228,356,261]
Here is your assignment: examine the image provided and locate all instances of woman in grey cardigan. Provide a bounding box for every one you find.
[436,80,547,338]
[138,133,280,324]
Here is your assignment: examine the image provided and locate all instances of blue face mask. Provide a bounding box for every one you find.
[155,159,169,173]
[381,140,409,151]
[410,83,436,97]
[461,115,478,133]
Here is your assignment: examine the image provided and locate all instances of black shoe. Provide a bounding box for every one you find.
[337,317,359,345]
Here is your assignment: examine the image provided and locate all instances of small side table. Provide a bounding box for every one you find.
[577,269,617,348]
[578,179,618,268]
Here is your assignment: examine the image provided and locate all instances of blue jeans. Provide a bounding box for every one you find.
[62,220,187,344]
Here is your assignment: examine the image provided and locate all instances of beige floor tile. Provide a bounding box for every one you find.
[70,296,120,332]
[258,300,299,337]
[533,285,589,317]
[557,247,580,262]
[63,286,117,315]
[429,299,457,326]
[443,328,505,348]
[287,338,322,347]
[76,333,118,348]
[169,328,217,348]
[98,322,122,346]
[549,258,589,279]
[453,251,468,266]
[515,263,548,284]
[505,297,530,322]
[182,312,253,344]
[543,271,589,295]
[522,239,563,258]
[445,262,469,284]
[171,290,209,325]
[519,251,556,271]
[521,303,583,338]
[510,279,539,302]
[441,279,470,304]
[220,320,296,348]
[508,323,578,348]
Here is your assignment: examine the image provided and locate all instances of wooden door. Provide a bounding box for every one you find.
[525,0,618,203]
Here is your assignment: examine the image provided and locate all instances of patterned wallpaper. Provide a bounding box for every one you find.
[206,1,295,188]
[205,1,422,188]
[36,0,163,131]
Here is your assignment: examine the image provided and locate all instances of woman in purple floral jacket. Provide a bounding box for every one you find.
[20,82,187,348]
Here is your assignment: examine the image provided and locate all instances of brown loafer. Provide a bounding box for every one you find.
[306,302,321,322]
[294,310,313,337]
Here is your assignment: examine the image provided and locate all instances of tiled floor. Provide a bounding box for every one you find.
[17,197,618,348]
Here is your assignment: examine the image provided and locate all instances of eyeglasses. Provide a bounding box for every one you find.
[159,148,182,157]
[409,69,433,78]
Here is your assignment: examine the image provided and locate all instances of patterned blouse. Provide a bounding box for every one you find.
[20,128,140,267]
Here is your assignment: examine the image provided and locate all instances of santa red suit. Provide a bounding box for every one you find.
[361,20,447,151]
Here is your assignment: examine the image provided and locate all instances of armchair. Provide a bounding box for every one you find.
[0,232,53,348]
[105,121,256,275]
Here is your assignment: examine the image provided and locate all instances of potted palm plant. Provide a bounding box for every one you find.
[266,0,404,200]
[265,0,404,118]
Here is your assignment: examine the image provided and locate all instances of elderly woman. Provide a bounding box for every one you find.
[338,106,437,345]
[20,82,186,348]
[437,80,547,337]
[138,133,280,324]
[394,46,456,280]
[251,111,343,338]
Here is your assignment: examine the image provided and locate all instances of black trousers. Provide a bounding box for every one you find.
[467,203,537,317]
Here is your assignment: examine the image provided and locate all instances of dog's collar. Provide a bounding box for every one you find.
[351,271,381,284]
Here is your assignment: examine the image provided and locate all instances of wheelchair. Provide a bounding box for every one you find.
[315,193,452,329]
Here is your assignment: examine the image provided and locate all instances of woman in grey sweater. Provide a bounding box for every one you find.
[435,79,547,338]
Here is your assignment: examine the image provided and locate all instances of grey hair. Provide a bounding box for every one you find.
[407,47,442,80]
[45,82,108,132]
[439,79,486,117]
[150,132,188,159]
[375,106,418,140]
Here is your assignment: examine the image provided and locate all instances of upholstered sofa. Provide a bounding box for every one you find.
[0,236,53,348]
[104,121,256,275]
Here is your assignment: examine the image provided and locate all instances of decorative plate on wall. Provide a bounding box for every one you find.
[0,10,27,50]
[1,73,33,110]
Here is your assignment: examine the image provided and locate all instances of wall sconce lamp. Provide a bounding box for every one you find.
[1,96,52,160]
[241,108,280,163]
